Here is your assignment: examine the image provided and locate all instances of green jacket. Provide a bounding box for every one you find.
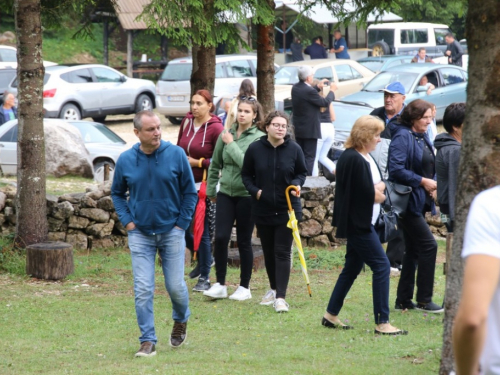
[207,124,265,198]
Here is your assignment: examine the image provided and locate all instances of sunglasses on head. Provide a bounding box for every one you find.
[240,96,256,102]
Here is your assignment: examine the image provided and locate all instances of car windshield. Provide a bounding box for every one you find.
[160,63,192,81]
[358,60,384,73]
[361,71,419,93]
[69,122,125,144]
[275,67,299,85]
[334,104,372,131]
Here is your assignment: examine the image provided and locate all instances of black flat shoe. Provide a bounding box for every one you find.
[321,317,353,330]
[374,328,408,336]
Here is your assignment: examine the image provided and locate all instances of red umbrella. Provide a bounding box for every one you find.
[192,159,207,260]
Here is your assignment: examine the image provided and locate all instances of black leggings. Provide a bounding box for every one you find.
[256,223,294,299]
[214,193,254,288]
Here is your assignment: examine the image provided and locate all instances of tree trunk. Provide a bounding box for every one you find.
[190,44,216,98]
[26,242,74,280]
[14,0,47,248]
[439,1,500,373]
[189,0,215,98]
[256,0,276,115]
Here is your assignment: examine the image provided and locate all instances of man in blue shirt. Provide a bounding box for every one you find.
[331,31,350,59]
[304,36,328,59]
[0,92,17,125]
[111,110,197,358]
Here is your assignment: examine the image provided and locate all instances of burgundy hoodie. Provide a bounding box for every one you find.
[177,112,224,183]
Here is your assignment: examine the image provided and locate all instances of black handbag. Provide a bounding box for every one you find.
[383,181,412,218]
[375,207,399,244]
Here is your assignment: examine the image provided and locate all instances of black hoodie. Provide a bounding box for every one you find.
[434,132,461,220]
[241,135,307,224]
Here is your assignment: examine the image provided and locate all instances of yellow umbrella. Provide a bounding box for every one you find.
[286,185,312,297]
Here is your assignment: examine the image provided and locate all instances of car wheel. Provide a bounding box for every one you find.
[60,104,81,120]
[135,94,152,113]
[93,160,115,183]
[92,116,106,123]
[372,41,390,56]
[167,116,182,125]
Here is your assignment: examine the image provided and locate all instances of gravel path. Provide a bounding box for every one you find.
[97,112,181,148]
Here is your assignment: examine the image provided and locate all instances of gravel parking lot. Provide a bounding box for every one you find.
[95,111,181,148]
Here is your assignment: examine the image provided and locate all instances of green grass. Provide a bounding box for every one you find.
[0,240,447,374]
[0,175,98,196]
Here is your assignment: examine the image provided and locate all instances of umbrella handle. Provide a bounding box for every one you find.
[198,157,206,181]
[285,185,300,212]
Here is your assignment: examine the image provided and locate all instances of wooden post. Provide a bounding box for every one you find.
[104,163,110,181]
[26,241,74,280]
[127,30,133,78]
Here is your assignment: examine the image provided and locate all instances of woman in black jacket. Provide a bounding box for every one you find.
[242,111,307,313]
[388,99,442,313]
[324,115,407,335]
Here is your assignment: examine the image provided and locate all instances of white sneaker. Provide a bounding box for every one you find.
[203,282,227,299]
[274,298,289,313]
[260,289,276,305]
[229,286,252,301]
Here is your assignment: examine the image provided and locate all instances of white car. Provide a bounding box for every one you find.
[0,119,127,179]
[155,54,279,124]
[0,45,56,68]
[7,64,156,121]
[274,59,375,102]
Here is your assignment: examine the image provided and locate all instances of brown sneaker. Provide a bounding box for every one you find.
[135,341,156,357]
[170,321,187,348]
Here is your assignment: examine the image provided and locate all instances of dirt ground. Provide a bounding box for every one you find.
[96,111,181,148]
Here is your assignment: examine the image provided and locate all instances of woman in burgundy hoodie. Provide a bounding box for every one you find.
[177,89,224,291]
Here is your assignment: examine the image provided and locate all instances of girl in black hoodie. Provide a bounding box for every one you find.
[242,111,307,312]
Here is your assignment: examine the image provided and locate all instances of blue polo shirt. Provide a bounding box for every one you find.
[334,37,350,59]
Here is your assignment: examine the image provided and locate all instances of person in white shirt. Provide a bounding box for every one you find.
[453,185,500,375]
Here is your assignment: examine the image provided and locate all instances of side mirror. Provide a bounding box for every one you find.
[416,85,428,92]
[120,75,127,83]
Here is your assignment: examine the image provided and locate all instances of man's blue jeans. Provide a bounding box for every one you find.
[128,227,190,344]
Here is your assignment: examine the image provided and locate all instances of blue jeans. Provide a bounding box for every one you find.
[185,206,212,279]
[326,226,391,324]
[128,227,190,344]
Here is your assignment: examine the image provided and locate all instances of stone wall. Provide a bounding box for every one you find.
[298,177,341,248]
[0,182,127,250]
[0,176,447,250]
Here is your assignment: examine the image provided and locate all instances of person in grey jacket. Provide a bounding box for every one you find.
[435,102,465,232]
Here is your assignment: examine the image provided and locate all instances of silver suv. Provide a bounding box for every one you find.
[156,54,277,124]
[8,64,156,121]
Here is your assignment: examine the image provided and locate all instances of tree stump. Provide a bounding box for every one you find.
[26,241,74,280]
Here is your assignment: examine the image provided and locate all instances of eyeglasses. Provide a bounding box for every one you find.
[240,96,256,102]
[270,123,287,129]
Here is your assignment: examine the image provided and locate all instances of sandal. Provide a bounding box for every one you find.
[374,323,408,336]
[321,317,353,330]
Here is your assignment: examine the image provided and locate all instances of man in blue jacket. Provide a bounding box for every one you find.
[304,36,328,59]
[111,110,197,358]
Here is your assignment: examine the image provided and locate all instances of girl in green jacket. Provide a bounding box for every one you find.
[204,98,265,301]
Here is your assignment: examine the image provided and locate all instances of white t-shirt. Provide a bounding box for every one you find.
[462,186,500,375]
[359,152,381,225]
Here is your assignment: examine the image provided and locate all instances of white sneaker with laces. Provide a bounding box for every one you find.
[203,282,228,299]
[274,298,289,313]
[260,289,276,305]
[229,286,252,301]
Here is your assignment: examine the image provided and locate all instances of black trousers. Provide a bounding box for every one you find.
[296,138,317,176]
[256,223,294,299]
[396,214,438,304]
[214,193,254,288]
